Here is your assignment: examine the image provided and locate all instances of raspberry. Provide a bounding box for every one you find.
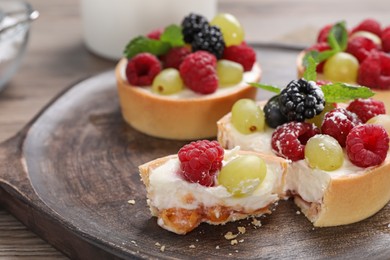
[321,108,362,147]
[161,47,191,70]
[351,19,382,37]
[358,51,390,90]
[346,98,386,123]
[306,42,330,73]
[125,53,162,86]
[192,25,225,59]
[279,79,325,122]
[346,36,378,63]
[178,140,224,186]
[317,24,333,43]
[346,124,389,167]
[179,51,218,94]
[222,43,256,71]
[181,13,209,44]
[146,28,163,40]
[382,30,390,52]
[271,122,319,161]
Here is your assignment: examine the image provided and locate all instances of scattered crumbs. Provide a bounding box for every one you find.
[128,199,136,205]
[224,231,238,240]
[388,223,390,228]
[131,240,138,246]
[238,226,246,234]
[155,242,161,247]
[229,253,232,256]
[251,218,262,227]
[296,210,301,215]
[189,244,196,249]
[312,228,315,231]
[235,250,239,253]
[216,245,220,249]
[231,239,238,246]
[239,239,244,243]
[160,245,166,252]
[195,239,199,242]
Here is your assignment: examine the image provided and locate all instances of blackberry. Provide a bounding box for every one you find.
[181,13,209,44]
[279,79,325,122]
[192,25,225,59]
[264,95,288,128]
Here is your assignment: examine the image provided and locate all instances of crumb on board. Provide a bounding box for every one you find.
[251,218,262,227]
[237,226,246,234]
[239,239,244,243]
[127,199,136,205]
[231,239,238,246]
[296,210,301,215]
[388,223,390,228]
[155,242,161,247]
[189,245,196,249]
[224,231,238,240]
[216,245,220,249]
[160,245,166,252]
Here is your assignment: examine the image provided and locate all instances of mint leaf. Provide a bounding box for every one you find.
[249,82,281,94]
[322,83,375,103]
[303,54,317,81]
[318,49,338,62]
[160,24,184,47]
[124,36,170,58]
[327,21,348,51]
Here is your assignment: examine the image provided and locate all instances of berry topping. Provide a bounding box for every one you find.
[382,30,390,52]
[125,53,162,86]
[146,28,163,40]
[279,79,325,122]
[263,95,288,128]
[357,51,390,90]
[317,24,333,43]
[346,98,386,123]
[351,18,382,37]
[178,140,224,186]
[162,46,191,70]
[346,124,389,168]
[179,51,218,94]
[192,25,225,59]
[222,42,256,71]
[321,108,361,147]
[306,42,331,73]
[181,13,209,44]
[346,36,378,63]
[271,122,320,161]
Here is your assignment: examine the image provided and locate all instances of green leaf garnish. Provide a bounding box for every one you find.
[248,82,281,94]
[160,24,184,47]
[303,54,318,81]
[327,21,348,51]
[123,36,170,59]
[322,83,375,103]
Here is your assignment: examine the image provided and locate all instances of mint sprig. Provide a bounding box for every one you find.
[321,83,375,103]
[123,24,184,58]
[302,54,317,81]
[248,82,281,94]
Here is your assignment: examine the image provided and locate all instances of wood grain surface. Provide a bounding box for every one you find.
[0,0,389,259]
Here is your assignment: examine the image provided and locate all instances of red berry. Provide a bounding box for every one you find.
[306,42,331,73]
[125,53,162,86]
[178,140,224,187]
[222,43,256,71]
[346,36,378,63]
[146,28,163,40]
[351,19,382,37]
[317,24,333,43]
[346,124,389,167]
[346,98,386,123]
[271,122,320,161]
[179,51,218,94]
[358,51,390,90]
[161,47,191,70]
[382,30,390,52]
[321,108,362,147]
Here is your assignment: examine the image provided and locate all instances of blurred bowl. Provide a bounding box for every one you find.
[0,0,36,92]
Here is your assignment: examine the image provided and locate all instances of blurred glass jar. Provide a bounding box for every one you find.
[0,0,37,92]
[81,0,217,60]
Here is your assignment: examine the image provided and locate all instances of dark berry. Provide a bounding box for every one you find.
[347,98,386,123]
[181,13,209,44]
[125,53,161,86]
[321,108,362,147]
[192,25,225,59]
[263,95,288,128]
[346,124,389,167]
[222,43,256,71]
[178,140,224,186]
[279,79,325,122]
[271,122,320,161]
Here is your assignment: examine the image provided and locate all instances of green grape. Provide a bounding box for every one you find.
[323,52,359,83]
[152,68,183,95]
[305,134,344,171]
[367,114,390,136]
[218,155,267,197]
[306,102,335,128]
[210,13,244,47]
[217,59,244,87]
[231,99,265,134]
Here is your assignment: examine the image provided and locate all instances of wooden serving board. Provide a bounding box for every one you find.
[0,47,389,259]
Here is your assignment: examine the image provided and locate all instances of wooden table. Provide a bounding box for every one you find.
[0,0,389,259]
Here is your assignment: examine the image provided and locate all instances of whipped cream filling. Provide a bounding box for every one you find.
[120,60,260,99]
[148,147,284,212]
